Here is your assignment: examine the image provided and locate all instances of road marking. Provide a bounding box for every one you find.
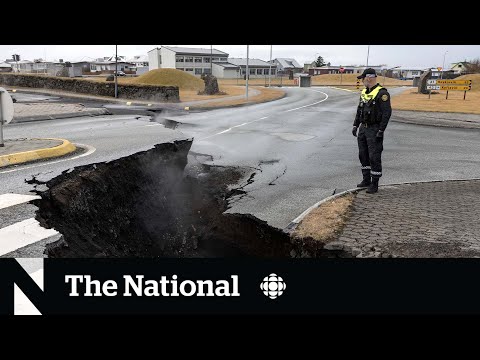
[0,194,41,210]
[200,90,329,141]
[0,143,96,174]
[0,218,58,256]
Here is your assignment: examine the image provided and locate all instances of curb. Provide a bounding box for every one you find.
[12,108,111,123]
[283,177,480,234]
[0,138,77,168]
[284,188,360,234]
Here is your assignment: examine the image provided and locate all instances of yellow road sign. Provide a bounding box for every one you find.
[436,79,471,85]
[440,86,471,91]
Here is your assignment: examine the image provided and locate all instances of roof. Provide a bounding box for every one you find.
[162,46,228,56]
[213,62,240,69]
[274,58,301,68]
[127,55,148,62]
[228,58,273,67]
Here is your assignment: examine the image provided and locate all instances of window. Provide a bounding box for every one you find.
[204,68,211,74]
[195,57,202,63]
[250,68,255,75]
[195,68,202,75]
[178,68,185,71]
[241,69,246,75]
[271,69,276,75]
[213,57,221,61]
[185,57,193,63]
[204,57,211,63]
[257,69,263,75]
[90,64,97,70]
[176,56,184,62]
[263,69,269,75]
[186,68,193,72]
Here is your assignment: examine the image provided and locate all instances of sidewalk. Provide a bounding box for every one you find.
[13,102,110,123]
[289,179,480,258]
[0,138,76,168]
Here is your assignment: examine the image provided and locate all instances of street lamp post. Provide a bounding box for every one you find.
[246,45,249,101]
[440,50,448,79]
[366,45,370,67]
[115,45,118,98]
[268,45,272,87]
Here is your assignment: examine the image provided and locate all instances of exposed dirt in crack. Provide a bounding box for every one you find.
[29,139,347,258]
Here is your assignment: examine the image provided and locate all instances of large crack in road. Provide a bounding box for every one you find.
[27,139,350,258]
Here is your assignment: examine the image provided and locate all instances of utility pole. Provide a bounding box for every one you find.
[440,50,448,79]
[366,45,370,67]
[210,45,213,75]
[0,89,4,147]
[268,45,272,87]
[246,45,249,101]
[115,45,118,98]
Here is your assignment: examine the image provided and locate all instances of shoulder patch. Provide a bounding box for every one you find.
[381,94,389,101]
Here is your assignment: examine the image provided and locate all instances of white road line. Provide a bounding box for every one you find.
[200,90,329,141]
[0,194,41,210]
[0,218,58,256]
[15,268,43,315]
[0,143,96,174]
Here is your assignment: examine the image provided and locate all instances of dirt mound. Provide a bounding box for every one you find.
[129,69,205,91]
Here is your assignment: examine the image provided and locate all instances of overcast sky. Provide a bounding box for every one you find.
[1,45,479,69]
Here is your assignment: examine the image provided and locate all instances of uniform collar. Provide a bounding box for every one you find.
[365,83,380,94]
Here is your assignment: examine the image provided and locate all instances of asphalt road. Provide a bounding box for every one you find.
[2,85,480,242]
[160,86,480,229]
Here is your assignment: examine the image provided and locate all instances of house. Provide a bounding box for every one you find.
[227,58,276,79]
[308,66,356,75]
[303,61,316,72]
[212,62,241,79]
[127,55,149,75]
[0,62,12,72]
[271,58,302,77]
[390,67,425,80]
[147,46,229,77]
[450,61,470,75]
[89,61,134,74]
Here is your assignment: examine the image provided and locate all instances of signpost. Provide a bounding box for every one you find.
[0,87,15,147]
[426,79,472,99]
[339,67,344,85]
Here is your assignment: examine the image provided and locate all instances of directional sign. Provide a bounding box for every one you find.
[427,79,437,85]
[0,87,15,124]
[436,79,471,85]
[440,86,471,91]
[427,85,470,91]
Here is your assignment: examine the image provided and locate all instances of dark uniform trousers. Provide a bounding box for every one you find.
[358,122,383,180]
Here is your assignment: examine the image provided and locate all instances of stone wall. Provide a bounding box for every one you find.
[0,73,179,102]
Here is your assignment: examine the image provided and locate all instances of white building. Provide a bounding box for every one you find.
[126,55,149,75]
[227,58,276,79]
[147,46,229,77]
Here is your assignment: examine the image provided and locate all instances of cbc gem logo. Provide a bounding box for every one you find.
[260,273,286,299]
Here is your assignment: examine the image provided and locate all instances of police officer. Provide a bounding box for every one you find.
[352,68,392,194]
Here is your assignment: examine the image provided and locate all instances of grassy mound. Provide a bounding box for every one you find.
[456,73,480,91]
[129,69,204,90]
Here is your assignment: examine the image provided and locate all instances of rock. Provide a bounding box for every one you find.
[418,69,432,94]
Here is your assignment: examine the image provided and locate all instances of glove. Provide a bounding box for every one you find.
[352,126,358,137]
[376,130,384,138]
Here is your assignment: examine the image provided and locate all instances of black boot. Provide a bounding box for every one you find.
[357,176,371,188]
[366,178,379,193]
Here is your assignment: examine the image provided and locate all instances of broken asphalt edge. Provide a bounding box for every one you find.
[0,138,77,168]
